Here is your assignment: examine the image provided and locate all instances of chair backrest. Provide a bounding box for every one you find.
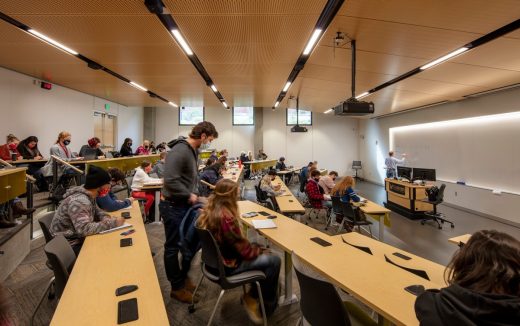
[331,196,343,215]
[44,235,77,299]
[38,211,56,243]
[294,262,351,326]
[255,184,268,202]
[340,201,357,221]
[125,176,133,197]
[436,184,446,204]
[195,227,226,279]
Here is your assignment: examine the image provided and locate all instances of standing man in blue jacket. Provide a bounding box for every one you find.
[161,121,218,303]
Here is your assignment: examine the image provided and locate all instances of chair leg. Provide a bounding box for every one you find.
[255,281,268,326]
[207,289,226,326]
[188,275,205,313]
[31,277,55,326]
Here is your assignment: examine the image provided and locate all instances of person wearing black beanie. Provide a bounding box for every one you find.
[50,165,125,255]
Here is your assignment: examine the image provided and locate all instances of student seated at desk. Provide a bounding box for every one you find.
[131,161,161,222]
[41,131,83,178]
[50,166,125,255]
[306,170,332,209]
[197,179,281,323]
[217,155,227,168]
[96,168,134,212]
[17,136,43,160]
[260,170,283,197]
[119,138,134,157]
[0,134,21,161]
[202,157,215,171]
[275,157,286,171]
[415,230,520,325]
[257,149,268,160]
[199,163,224,197]
[135,139,151,156]
[219,149,228,158]
[319,171,338,195]
[152,151,167,178]
[79,137,104,159]
[331,175,361,203]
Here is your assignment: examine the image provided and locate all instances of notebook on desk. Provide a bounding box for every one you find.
[252,220,277,229]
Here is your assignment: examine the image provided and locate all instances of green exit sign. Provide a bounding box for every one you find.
[104,103,110,111]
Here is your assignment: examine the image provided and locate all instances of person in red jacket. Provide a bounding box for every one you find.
[305,169,332,209]
[0,134,21,161]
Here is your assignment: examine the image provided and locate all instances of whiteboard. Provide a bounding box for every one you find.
[389,112,520,194]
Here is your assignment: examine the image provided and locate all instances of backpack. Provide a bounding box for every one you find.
[178,203,204,261]
[425,186,439,202]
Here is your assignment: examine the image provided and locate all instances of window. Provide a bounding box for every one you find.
[179,107,204,125]
[233,107,254,125]
[286,108,312,125]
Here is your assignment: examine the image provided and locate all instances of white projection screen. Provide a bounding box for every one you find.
[390,112,520,194]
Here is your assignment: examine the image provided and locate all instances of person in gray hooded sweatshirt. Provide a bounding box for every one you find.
[160,121,218,303]
[50,165,125,255]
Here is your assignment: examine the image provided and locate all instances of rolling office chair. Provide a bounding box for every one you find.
[189,228,268,326]
[31,235,76,326]
[421,184,454,229]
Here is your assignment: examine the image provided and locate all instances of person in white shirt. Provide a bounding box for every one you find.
[131,161,162,222]
[384,151,405,178]
[318,171,338,194]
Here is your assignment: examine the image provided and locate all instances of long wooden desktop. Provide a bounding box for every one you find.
[51,202,168,325]
[243,159,277,173]
[0,168,27,204]
[353,200,392,242]
[385,178,432,219]
[273,176,305,214]
[449,234,471,247]
[238,200,444,326]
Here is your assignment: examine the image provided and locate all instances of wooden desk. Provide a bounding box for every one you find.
[273,176,305,214]
[0,168,27,204]
[243,159,277,173]
[237,200,442,326]
[51,202,168,326]
[448,234,471,247]
[319,169,328,176]
[7,158,48,165]
[333,233,446,286]
[353,200,391,241]
[71,155,160,173]
[222,166,243,182]
[277,168,300,184]
[385,178,432,219]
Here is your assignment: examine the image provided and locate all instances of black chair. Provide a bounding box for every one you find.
[303,188,331,226]
[37,211,57,298]
[421,184,454,229]
[330,196,344,232]
[293,257,377,326]
[189,228,268,326]
[31,235,76,326]
[339,201,373,238]
[255,184,274,211]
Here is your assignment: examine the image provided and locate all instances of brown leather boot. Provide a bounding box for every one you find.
[170,288,194,303]
[11,201,36,217]
[185,278,197,292]
[242,293,263,325]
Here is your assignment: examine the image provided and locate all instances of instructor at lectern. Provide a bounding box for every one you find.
[385,151,406,178]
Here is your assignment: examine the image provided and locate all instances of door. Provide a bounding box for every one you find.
[93,112,116,152]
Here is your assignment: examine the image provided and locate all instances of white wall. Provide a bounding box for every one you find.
[263,108,359,176]
[154,106,255,158]
[359,87,520,225]
[0,67,143,154]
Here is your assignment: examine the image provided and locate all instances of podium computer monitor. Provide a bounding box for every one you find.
[412,168,436,181]
[397,166,412,179]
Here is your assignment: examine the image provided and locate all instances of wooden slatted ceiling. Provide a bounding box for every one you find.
[0,0,519,115]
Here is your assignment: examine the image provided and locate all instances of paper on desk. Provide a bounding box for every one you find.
[99,223,132,234]
[252,220,277,229]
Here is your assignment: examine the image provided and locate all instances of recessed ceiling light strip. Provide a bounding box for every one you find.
[0,11,178,107]
[272,0,345,108]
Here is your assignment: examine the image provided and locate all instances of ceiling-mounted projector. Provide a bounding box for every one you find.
[291,125,308,132]
[334,98,374,116]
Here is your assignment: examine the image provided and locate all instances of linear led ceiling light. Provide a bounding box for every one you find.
[171,29,193,55]
[129,81,148,92]
[28,29,78,55]
[420,47,469,70]
[303,29,322,55]
[272,0,345,109]
[168,101,178,107]
[274,101,280,108]
[324,108,333,114]
[0,11,179,108]
[145,0,230,108]
[352,19,520,105]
